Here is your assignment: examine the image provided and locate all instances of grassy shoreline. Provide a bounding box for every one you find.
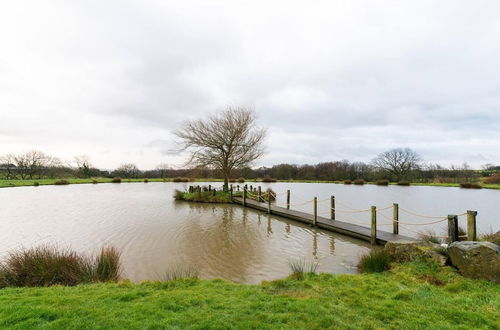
[1,178,500,190]
[0,261,498,328]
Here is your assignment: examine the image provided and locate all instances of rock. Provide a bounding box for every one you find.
[384,240,440,263]
[448,241,500,283]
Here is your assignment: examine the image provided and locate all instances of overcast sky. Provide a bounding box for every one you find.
[1,1,499,169]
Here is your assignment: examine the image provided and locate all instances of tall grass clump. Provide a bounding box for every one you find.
[357,249,391,273]
[174,189,184,200]
[33,181,40,186]
[261,176,277,183]
[479,229,500,245]
[173,177,190,182]
[237,178,245,183]
[287,258,318,280]
[418,230,442,244]
[92,179,99,184]
[397,180,411,186]
[144,178,149,183]
[0,245,121,288]
[54,179,70,185]
[459,182,482,189]
[353,179,365,185]
[376,179,389,186]
[161,264,199,281]
[343,180,352,184]
[111,177,122,183]
[484,174,500,184]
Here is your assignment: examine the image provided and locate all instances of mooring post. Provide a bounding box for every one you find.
[330,196,335,220]
[237,185,240,191]
[245,184,248,191]
[208,184,211,192]
[212,188,216,196]
[467,210,478,241]
[250,185,253,192]
[230,186,233,201]
[230,184,233,191]
[258,186,262,202]
[393,203,399,235]
[243,187,247,207]
[371,206,377,245]
[313,197,318,226]
[286,190,290,210]
[448,214,459,243]
[267,195,271,214]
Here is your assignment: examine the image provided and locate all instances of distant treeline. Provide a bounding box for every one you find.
[1,150,499,183]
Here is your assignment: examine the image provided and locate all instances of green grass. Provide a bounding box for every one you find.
[0,261,498,329]
[175,190,233,203]
[2,178,500,190]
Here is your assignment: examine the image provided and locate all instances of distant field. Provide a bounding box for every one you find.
[1,178,499,189]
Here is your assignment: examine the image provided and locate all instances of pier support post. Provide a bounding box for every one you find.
[467,210,477,241]
[268,195,271,214]
[330,196,335,220]
[371,206,377,245]
[393,203,399,235]
[448,215,459,243]
[243,187,247,207]
[313,197,318,226]
[258,186,262,202]
[230,186,233,201]
[286,190,290,210]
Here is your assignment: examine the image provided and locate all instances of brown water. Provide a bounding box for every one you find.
[0,182,371,284]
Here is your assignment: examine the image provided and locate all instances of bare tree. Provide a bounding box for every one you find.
[74,155,93,178]
[0,153,16,179]
[372,148,421,181]
[155,163,171,178]
[113,163,140,178]
[174,106,266,190]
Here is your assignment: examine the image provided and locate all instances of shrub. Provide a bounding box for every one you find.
[459,182,482,189]
[376,179,389,186]
[288,258,318,280]
[174,189,185,200]
[144,179,149,183]
[357,249,391,273]
[353,179,365,185]
[173,177,189,183]
[92,179,98,184]
[484,174,500,184]
[237,178,245,183]
[397,180,411,186]
[54,179,70,185]
[261,176,277,183]
[111,177,122,183]
[33,181,40,186]
[0,245,121,287]
[343,180,352,184]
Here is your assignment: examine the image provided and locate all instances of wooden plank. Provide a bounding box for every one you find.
[232,197,415,244]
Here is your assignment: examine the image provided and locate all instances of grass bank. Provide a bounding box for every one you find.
[1,178,500,190]
[0,261,498,329]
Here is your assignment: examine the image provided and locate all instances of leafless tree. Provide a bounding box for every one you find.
[155,163,171,178]
[113,163,140,178]
[372,148,421,181]
[174,106,266,190]
[0,153,16,179]
[74,155,93,178]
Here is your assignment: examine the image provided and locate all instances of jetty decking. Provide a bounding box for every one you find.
[232,197,416,245]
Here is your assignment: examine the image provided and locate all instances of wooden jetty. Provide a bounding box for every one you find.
[232,196,416,245]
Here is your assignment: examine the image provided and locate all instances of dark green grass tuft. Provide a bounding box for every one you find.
[357,249,391,273]
[376,179,389,186]
[111,177,122,183]
[54,179,70,185]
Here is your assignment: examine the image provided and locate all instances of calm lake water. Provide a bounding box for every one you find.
[0,182,498,283]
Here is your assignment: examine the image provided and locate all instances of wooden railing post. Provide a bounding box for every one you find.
[330,196,335,220]
[212,188,216,196]
[286,190,290,210]
[467,210,477,241]
[313,197,318,226]
[208,184,211,192]
[371,206,377,245]
[258,186,262,202]
[448,215,459,242]
[243,187,247,207]
[267,195,271,214]
[393,203,399,235]
[230,186,233,201]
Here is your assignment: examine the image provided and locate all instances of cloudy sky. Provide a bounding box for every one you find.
[1,1,499,169]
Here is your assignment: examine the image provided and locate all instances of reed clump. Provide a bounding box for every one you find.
[237,178,245,183]
[343,180,352,184]
[484,174,500,184]
[357,249,391,273]
[161,265,199,281]
[33,181,40,186]
[261,176,277,183]
[459,182,482,189]
[376,179,389,186]
[287,258,318,280]
[353,179,365,185]
[54,179,70,185]
[111,177,122,183]
[144,178,149,183]
[173,177,190,182]
[397,180,411,186]
[0,245,121,288]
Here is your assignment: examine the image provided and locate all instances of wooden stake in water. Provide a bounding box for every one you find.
[393,203,399,235]
[258,186,262,202]
[313,197,318,226]
[208,184,211,192]
[230,186,233,201]
[286,190,290,210]
[330,196,335,220]
[267,195,271,214]
[448,215,459,243]
[243,187,247,207]
[467,210,477,241]
[371,206,377,245]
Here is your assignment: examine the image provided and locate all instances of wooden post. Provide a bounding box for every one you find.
[393,203,399,235]
[330,196,335,220]
[467,210,477,241]
[230,184,233,192]
[250,185,253,192]
[237,185,240,191]
[258,186,262,202]
[371,206,377,245]
[243,187,247,207]
[230,186,233,201]
[208,184,211,192]
[213,188,216,196]
[267,195,271,214]
[448,215,459,243]
[286,190,290,210]
[313,197,317,226]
